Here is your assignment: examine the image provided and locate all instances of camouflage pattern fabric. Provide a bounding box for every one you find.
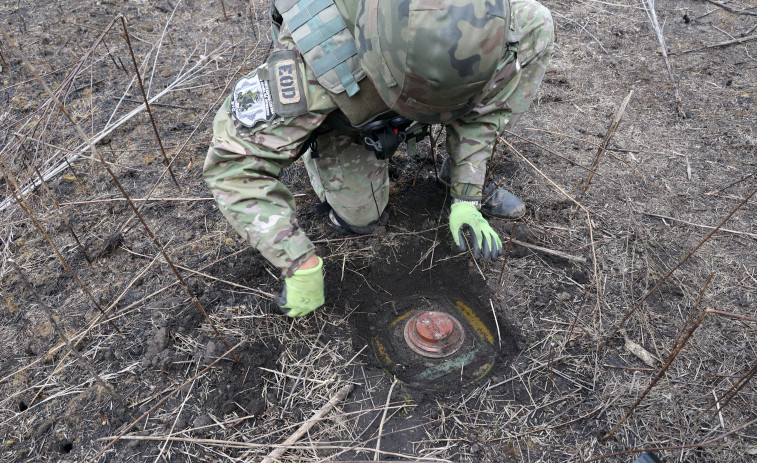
[446,0,554,200]
[355,0,516,124]
[204,33,338,277]
[302,129,389,227]
[204,0,553,276]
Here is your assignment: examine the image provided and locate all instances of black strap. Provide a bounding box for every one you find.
[361,116,413,160]
[303,112,430,161]
[297,129,320,159]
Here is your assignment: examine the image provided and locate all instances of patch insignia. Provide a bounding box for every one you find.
[269,50,308,117]
[274,59,300,104]
[231,71,275,127]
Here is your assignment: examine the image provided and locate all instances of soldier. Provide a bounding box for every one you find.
[204,0,554,316]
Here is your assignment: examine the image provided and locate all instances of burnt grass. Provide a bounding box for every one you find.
[1,0,756,462]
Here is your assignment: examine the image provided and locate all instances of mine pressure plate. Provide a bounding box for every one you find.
[370,295,498,389]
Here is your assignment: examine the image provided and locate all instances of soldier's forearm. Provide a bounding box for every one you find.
[205,162,316,277]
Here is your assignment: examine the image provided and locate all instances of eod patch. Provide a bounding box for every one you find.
[231,70,275,127]
[268,49,308,117]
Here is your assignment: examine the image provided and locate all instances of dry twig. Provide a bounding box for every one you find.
[120,15,181,191]
[637,209,757,239]
[600,185,757,352]
[509,237,587,264]
[374,378,399,461]
[641,0,685,117]
[261,383,354,463]
[705,0,757,16]
[580,90,633,195]
[671,34,757,55]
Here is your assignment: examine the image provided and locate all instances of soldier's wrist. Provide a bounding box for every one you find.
[451,198,482,209]
[297,253,320,271]
[450,182,483,202]
[281,241,315,277]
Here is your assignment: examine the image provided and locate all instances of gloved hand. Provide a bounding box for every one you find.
[276,256,325,317]
[449,202,503,261]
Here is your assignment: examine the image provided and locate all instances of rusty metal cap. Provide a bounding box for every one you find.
[403,311,465,358]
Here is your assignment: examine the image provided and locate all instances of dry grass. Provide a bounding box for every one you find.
[1,0,755,462]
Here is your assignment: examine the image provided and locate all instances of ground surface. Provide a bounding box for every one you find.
[0,0,756,462]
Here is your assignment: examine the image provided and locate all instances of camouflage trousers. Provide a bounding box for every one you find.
[302,129,389,229]
[204,0,553,277]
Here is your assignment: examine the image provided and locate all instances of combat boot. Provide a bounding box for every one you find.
[439,156,525,220]
[328,208,389,235]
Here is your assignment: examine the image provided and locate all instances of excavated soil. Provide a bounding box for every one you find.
[1,0,755,462]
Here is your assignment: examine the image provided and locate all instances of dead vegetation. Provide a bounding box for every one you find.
[0,0,755,462]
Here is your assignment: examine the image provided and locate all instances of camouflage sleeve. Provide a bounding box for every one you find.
[445,0,554,201]
[203,52,338,277]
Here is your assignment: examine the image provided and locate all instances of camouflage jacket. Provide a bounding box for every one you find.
[204,0,554,275]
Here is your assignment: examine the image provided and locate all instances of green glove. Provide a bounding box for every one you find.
[449,202,503,261]
[276,257,325,317]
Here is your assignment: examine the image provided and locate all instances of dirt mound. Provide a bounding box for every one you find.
[1,0,755,462]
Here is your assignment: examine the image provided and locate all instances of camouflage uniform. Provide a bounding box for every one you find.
[204,0,554,277]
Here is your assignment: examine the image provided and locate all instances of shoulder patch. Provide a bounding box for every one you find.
[269,50,308,117]
[231,71,275,127]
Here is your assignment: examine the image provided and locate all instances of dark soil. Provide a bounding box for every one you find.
[1,0,756,462]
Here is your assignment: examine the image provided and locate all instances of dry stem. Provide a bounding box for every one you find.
[580,90,633,196]
[261,383,354,463]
